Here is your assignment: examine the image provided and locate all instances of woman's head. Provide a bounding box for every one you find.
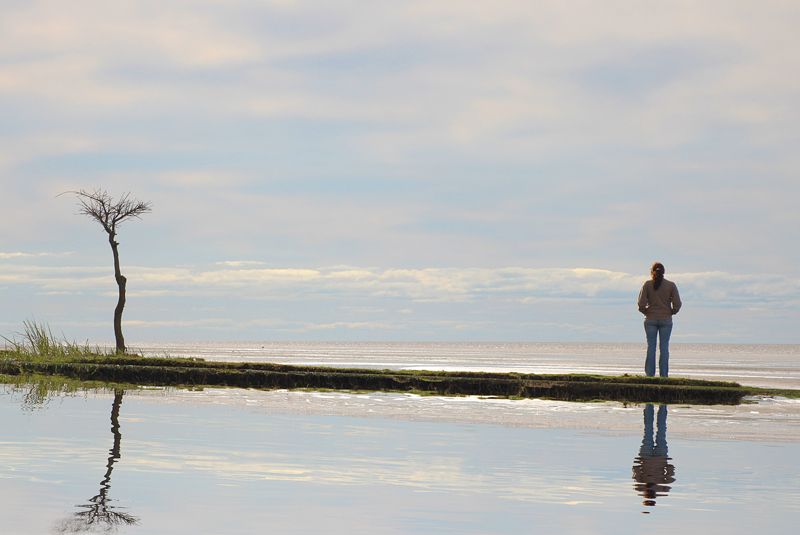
[651,262,665,276]
[651,262,665,289]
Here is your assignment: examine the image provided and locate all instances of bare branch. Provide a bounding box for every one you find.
[63,189,152,235]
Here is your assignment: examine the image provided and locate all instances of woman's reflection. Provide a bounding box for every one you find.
[632,404,675,511]
[55,389,138,533]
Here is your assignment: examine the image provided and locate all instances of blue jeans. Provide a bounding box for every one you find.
[640,404,669,457]
[644,319,673,377]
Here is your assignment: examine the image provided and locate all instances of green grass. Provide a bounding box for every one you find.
[1,320,108,362]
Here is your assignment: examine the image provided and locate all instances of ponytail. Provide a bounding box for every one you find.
[651,262,665,290]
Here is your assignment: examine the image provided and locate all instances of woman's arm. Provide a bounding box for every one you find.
[637,284,648,314]
[671,283,682,315]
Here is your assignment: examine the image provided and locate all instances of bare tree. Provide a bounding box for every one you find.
[67,189,151,354]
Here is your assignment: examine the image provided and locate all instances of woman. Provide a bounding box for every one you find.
[637,262,681,377]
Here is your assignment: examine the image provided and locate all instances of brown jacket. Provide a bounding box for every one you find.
[638,279,681,321]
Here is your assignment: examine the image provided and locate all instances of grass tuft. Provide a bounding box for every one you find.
[1,320,109,362]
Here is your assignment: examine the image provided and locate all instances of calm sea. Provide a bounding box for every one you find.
[135,341,800,390]
[3,341,800,534]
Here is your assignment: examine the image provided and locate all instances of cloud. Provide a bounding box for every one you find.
[0,251,73,259]
[215,260,268,267]
[3,258,798,342]
[3,259,798,309]
[2,1,799,342]
[301,321,395,331]
[123,318,238,329]
[4,1,797,150]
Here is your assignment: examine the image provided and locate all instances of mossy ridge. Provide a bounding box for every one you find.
[7,321,795,403]
[0,356,769,405]
[43,354,744,387]
[4,345,798,403]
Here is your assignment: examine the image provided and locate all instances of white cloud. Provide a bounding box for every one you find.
[215,260,268,267]
[301,321,395,331]
[3,260,798,309]
[2,1,799,342]
[0,264,109,290]
[0,251,73,259]
[192,267,322,286]
[123,318,237,329]
[158,172,253,189]
[3,0,796,152]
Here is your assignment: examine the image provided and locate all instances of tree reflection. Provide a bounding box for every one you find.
[632,403,675,511]
[55,389,139,533]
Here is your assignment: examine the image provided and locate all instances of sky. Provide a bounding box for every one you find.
[1,0,799,344]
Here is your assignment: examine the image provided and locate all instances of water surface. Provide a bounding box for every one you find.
[2,385,799,534]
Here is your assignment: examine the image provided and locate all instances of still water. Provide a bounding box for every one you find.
[2,383,799,535]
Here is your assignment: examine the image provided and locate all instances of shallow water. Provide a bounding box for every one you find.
[2,385,799,535]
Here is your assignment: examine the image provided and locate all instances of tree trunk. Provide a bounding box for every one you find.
[109,234,126,354]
